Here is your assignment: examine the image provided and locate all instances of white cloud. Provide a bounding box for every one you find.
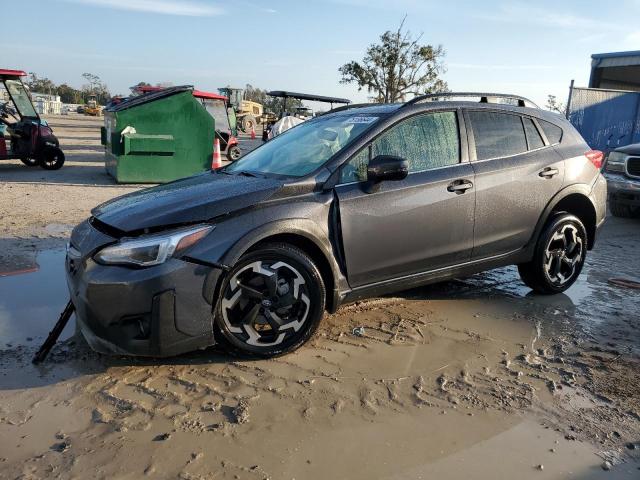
[66,0,224,16]
[479,3,617,31]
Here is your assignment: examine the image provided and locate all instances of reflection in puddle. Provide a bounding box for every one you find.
[0,249,75,348]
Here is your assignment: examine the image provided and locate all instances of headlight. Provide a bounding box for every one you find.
[605,152,627,173]
[94,224,213,267]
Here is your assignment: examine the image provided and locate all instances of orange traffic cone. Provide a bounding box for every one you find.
[211,138,222,169]
[250,125,256,140]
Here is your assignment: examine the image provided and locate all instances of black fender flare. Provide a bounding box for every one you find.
[525,183,596,256]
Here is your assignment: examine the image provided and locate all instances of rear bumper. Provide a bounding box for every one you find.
[604,172,640,206]
[66,249,222,357]
[589,173,608,248]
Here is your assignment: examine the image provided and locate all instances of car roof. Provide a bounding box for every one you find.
[330,101,565,124]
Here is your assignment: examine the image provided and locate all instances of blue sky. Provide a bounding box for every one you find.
[2,0,639,106]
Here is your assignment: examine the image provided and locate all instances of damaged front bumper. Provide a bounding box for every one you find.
[65,220,223,357]
[604,172,640,207]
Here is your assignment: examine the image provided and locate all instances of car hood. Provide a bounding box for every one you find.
[92,172,284,232]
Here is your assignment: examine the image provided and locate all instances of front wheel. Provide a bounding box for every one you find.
[242,116,256,133]
[518,213,587,294]
[214,243,326,357]
[227,145,241,161]
[39,147,65,170]
[20,157,39,167]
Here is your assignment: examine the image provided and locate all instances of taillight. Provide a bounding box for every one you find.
[585,150,604,169]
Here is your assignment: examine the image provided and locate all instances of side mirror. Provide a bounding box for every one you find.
[367,155,409,183]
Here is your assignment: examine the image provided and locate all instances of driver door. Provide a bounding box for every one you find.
[335,111,476,288]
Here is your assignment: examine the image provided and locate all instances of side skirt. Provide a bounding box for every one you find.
[338,248,531,306]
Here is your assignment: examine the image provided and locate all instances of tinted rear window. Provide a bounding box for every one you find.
[523,118,545,150]
[468,111,527,160]
[539,119,563,144]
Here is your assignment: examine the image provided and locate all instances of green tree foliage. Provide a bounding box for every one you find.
[339,18,448,103]
[24,72,111,105]
[243,84,303,115]
[25,73,57,95]
[56,83,83,104]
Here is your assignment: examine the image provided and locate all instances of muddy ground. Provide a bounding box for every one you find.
[0,115,639,479]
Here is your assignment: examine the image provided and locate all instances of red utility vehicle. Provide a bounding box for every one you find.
[0,69,65,169]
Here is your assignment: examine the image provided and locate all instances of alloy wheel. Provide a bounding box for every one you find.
[221,260,311,347]
[543,223,584,286]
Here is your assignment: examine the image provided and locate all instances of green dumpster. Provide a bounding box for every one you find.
[101,86,214,183]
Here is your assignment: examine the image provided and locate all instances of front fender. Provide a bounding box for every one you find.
[184,200,347,311]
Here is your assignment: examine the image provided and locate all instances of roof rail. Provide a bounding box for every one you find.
[327,103,376,114]
[404,92,540,109]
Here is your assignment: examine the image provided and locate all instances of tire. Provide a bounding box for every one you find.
[242,116,256,133]
[227,145,241,161]
[20,157,39,167]
[39,147,65,170]
[609,199,636,218]
[214,243,326,357]
[518,213,587,294]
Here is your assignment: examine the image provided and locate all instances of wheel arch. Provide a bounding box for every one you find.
[529,185,598,252]
[219,219,345,313]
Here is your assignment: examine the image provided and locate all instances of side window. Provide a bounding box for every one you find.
[372,111,459,172]
[523,118,545,150]
[538,119,563,144]
[468,111,528,160]
[340,147,369,183]
[340,111,460,183]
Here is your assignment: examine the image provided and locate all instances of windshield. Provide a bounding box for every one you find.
[226,113,380,177]
[201,98,231,131]
[5,79,38,118]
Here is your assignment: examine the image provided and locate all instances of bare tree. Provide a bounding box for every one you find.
[339,18,448,103]
[82,73,110,105]
[546,94,566,114]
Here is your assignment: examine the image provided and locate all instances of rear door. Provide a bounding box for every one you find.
[466,110,565,259]
[335,110,476,287]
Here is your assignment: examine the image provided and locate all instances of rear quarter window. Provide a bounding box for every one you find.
[538,119,563,144]
[468,111,528,160]
[523,118,545,150]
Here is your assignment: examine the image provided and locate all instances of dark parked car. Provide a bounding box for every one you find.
[66,93,607,358]
[602,143,640,218]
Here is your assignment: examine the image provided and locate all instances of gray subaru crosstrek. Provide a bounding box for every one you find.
[66,92,607,358]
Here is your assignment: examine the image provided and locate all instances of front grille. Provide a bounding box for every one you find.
[627,157,640,178]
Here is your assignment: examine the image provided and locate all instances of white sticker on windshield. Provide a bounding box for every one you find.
[346,116,377,124]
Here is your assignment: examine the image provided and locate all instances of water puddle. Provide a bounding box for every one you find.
[0,248,75,349]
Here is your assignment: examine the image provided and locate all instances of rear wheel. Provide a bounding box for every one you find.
[39,147,65,170]
[518,213,587,294]
[609,199,636,218]
[214,244,325,357]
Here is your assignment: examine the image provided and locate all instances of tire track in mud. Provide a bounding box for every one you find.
[80,301,546,438]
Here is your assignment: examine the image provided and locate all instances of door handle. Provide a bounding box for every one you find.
[539,167,559,178]
[447,180,474,193]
